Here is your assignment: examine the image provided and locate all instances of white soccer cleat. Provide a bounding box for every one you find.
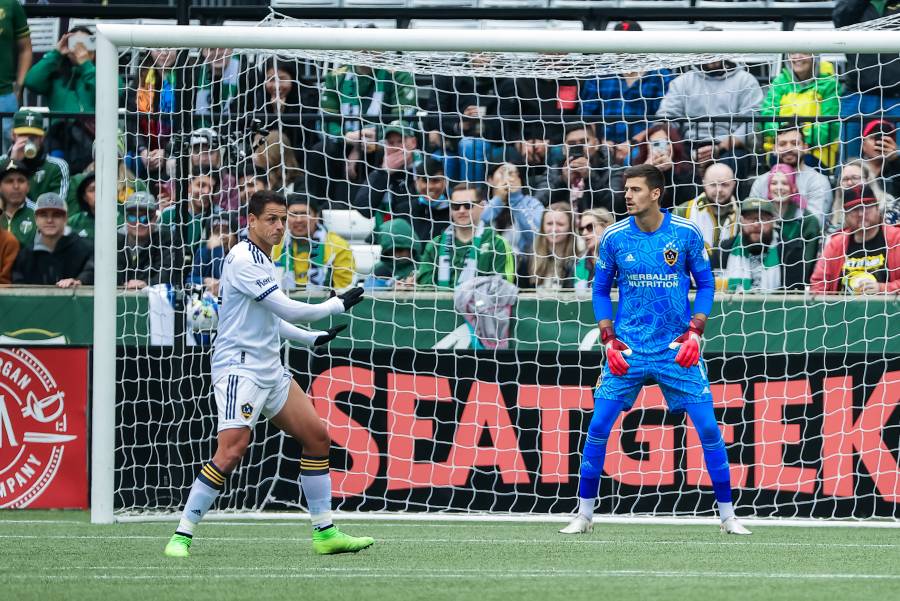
[559,514,593,534]
[720,516,752,535]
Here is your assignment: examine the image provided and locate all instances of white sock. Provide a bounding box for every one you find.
[175,462,225,537]
[578,497,595,520]
[718,501,735,523]
[177,479,221,536]
[300,456,333,530]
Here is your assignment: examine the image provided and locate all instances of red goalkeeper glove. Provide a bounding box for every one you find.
[601,326,632,376]
[669,317,705,368]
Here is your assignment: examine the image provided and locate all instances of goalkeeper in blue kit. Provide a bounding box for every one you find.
[560,164,750,536]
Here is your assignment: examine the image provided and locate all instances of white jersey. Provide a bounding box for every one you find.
[211,239,284,388]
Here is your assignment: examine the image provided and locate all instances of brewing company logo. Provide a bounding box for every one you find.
[0,348,77,507]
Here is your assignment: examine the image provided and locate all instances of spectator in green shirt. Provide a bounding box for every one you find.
[23,26,96,173]
[0,158,35,247]
[67,171,96,240]
[416,184,515,289]
[0,0,32,151]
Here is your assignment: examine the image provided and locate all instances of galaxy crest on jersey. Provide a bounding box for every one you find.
[592,211,715,354]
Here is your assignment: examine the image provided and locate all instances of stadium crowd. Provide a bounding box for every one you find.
[2,1,900,295]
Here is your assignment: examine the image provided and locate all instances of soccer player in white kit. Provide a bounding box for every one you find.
[165,190,374,557]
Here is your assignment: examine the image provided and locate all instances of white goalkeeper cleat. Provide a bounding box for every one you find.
[720,517,752,535]
[559,514,593,534]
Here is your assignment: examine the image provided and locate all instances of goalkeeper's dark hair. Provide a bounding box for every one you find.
[623,164,666,196]
[248,190,287,217]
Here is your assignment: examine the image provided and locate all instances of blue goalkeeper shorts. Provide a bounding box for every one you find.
[594,347,713,412]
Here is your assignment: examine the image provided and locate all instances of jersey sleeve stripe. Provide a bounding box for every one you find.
[671,216,705,240]
[254,285,279,302]
[599,220,629,245]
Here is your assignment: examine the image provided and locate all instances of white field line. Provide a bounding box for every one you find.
[1,567,899,581]
[111,512,900,529]
[0,533,895,549]
[6,513,898,529]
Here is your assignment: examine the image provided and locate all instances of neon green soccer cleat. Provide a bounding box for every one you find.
[312,526,375,555]
[164,533,192,558]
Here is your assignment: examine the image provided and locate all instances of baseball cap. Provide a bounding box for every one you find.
[189,127,219,147]
[34,192,67,214]
[614,21,642,32]
[843,185,880,210]
[124,191,158,213]
[0,158,29,180]
[12,109,45,136]
[382,120,414,139]
[739,197,777,217]
[862,119,897,138]
[377,217,415,252]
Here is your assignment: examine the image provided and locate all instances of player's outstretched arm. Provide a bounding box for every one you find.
[260,287,364,323]
[279,321,347,347]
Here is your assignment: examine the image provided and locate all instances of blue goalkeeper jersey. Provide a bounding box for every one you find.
[592,210,715,354]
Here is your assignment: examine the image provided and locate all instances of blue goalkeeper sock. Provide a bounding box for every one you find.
[577,399,624,518]
[300,455,333,530]
[176,461,226,537]
[686,402,734,522]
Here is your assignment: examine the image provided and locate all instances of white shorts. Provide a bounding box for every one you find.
[214,370,292,432]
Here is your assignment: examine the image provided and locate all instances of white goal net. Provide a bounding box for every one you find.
[108,13,900,520]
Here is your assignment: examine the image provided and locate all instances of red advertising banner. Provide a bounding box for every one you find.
[0,347,89,509]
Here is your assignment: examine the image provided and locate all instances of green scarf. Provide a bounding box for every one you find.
[725,232,782,291]
[437,223,485,287]
[276,226,330,288]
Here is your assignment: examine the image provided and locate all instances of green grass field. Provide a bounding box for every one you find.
[1,511,898,601]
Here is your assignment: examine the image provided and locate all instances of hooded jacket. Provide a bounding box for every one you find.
[12,232,94,285]
[67,172,95,239]
[657,64,764,143]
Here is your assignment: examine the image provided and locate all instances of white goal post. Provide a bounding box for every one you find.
[90,23,900,525]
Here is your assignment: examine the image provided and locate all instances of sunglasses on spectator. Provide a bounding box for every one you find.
[580,223,595,233]
[126,213,152,225]
[451,202,473,211]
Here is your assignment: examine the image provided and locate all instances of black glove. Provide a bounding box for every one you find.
[313,324,347,347]
[337,286,364,311]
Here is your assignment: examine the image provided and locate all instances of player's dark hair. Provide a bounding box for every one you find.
[247,190,286,217]
[451,182,484,202]
[623,164,666,197]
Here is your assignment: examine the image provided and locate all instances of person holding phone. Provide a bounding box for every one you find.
[24,26,95,115]
[548,124,624,216]
[23,26,96,173]
[860,119,900,198]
